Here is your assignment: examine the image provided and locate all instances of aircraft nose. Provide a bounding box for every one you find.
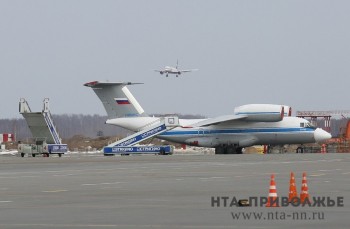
[314,128,332,142]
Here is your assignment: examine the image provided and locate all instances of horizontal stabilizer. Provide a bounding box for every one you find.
[84,81,143,87]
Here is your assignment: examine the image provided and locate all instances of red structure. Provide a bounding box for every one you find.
[296,110,350,133]
[0,133,15,143]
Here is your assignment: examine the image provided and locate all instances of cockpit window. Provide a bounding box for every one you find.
[306,122,316,129]
[301,122,316,129]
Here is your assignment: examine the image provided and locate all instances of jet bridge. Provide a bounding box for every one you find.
[18,98,67,157]
[103,116,179,155]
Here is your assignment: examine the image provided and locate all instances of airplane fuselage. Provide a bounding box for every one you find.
[86,81,331,154]
[161,66,181,75]
[105,116,326,148]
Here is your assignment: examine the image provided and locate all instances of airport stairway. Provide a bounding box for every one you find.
[107,117,179,147]
[19,98,62,144]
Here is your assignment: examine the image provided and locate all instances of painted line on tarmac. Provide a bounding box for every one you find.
[309,173,326,177]
[82,182,122,186]
[0,201,12,203]
[42,190,68,193]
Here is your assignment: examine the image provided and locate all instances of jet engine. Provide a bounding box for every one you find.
[234,104,286,122]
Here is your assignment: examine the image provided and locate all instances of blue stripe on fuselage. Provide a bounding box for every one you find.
[159,127,314,136]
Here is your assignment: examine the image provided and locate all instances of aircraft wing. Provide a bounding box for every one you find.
[180,69,199,73]
[190,114,247,127]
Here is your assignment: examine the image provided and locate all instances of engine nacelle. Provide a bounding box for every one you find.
[234,104,285,122]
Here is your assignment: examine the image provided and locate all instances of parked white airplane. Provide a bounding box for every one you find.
[154,60,198,77]
[84,81,331,154]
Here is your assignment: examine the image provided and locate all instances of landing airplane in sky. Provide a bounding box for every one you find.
[84,81,332,154]
[154,60,198,77]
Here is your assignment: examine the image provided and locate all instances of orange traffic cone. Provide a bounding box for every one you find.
[266,174,279,207]
[288,172,298,203]
[300,172,310,204]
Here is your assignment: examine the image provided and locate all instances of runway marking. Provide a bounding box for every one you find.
[235,173,279,178]
[0,201,12,203]
[199,177,227,180]
[82,182,122,186]
[42,190,68,193]
[341,172,350,175]
[310,173,326,177]
[100,182,122,185]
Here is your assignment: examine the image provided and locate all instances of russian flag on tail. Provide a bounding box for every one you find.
[115,98,130,105]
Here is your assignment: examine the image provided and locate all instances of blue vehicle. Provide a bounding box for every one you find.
[103,145,173,156]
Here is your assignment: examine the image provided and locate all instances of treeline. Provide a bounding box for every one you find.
[0,113,206,141]
[0,114,129,141]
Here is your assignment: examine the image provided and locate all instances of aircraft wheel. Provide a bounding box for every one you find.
[58,153,62,157]
[215,147,224,154]
[236,147,243,154]
[21,153,25,157]
[227,145,235,154]
[296,147,304,153]
[32,154,36,157]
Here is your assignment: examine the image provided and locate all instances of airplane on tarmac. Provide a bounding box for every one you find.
[154,60,198,77]
[84,81,332,154]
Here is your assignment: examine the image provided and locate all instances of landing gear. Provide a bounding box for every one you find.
[296,147,304,153]
[215,145,244,154]
[236,147,243,154]
[215,147,224,154]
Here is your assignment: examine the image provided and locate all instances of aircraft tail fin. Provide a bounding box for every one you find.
[84,81,148,119]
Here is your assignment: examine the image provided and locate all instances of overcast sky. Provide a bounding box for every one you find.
[0,0,349,119]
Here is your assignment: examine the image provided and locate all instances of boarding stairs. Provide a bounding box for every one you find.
[106,116,179,147]
[19,98,62,144]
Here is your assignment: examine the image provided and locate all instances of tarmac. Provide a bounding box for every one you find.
[0,152,349,229]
